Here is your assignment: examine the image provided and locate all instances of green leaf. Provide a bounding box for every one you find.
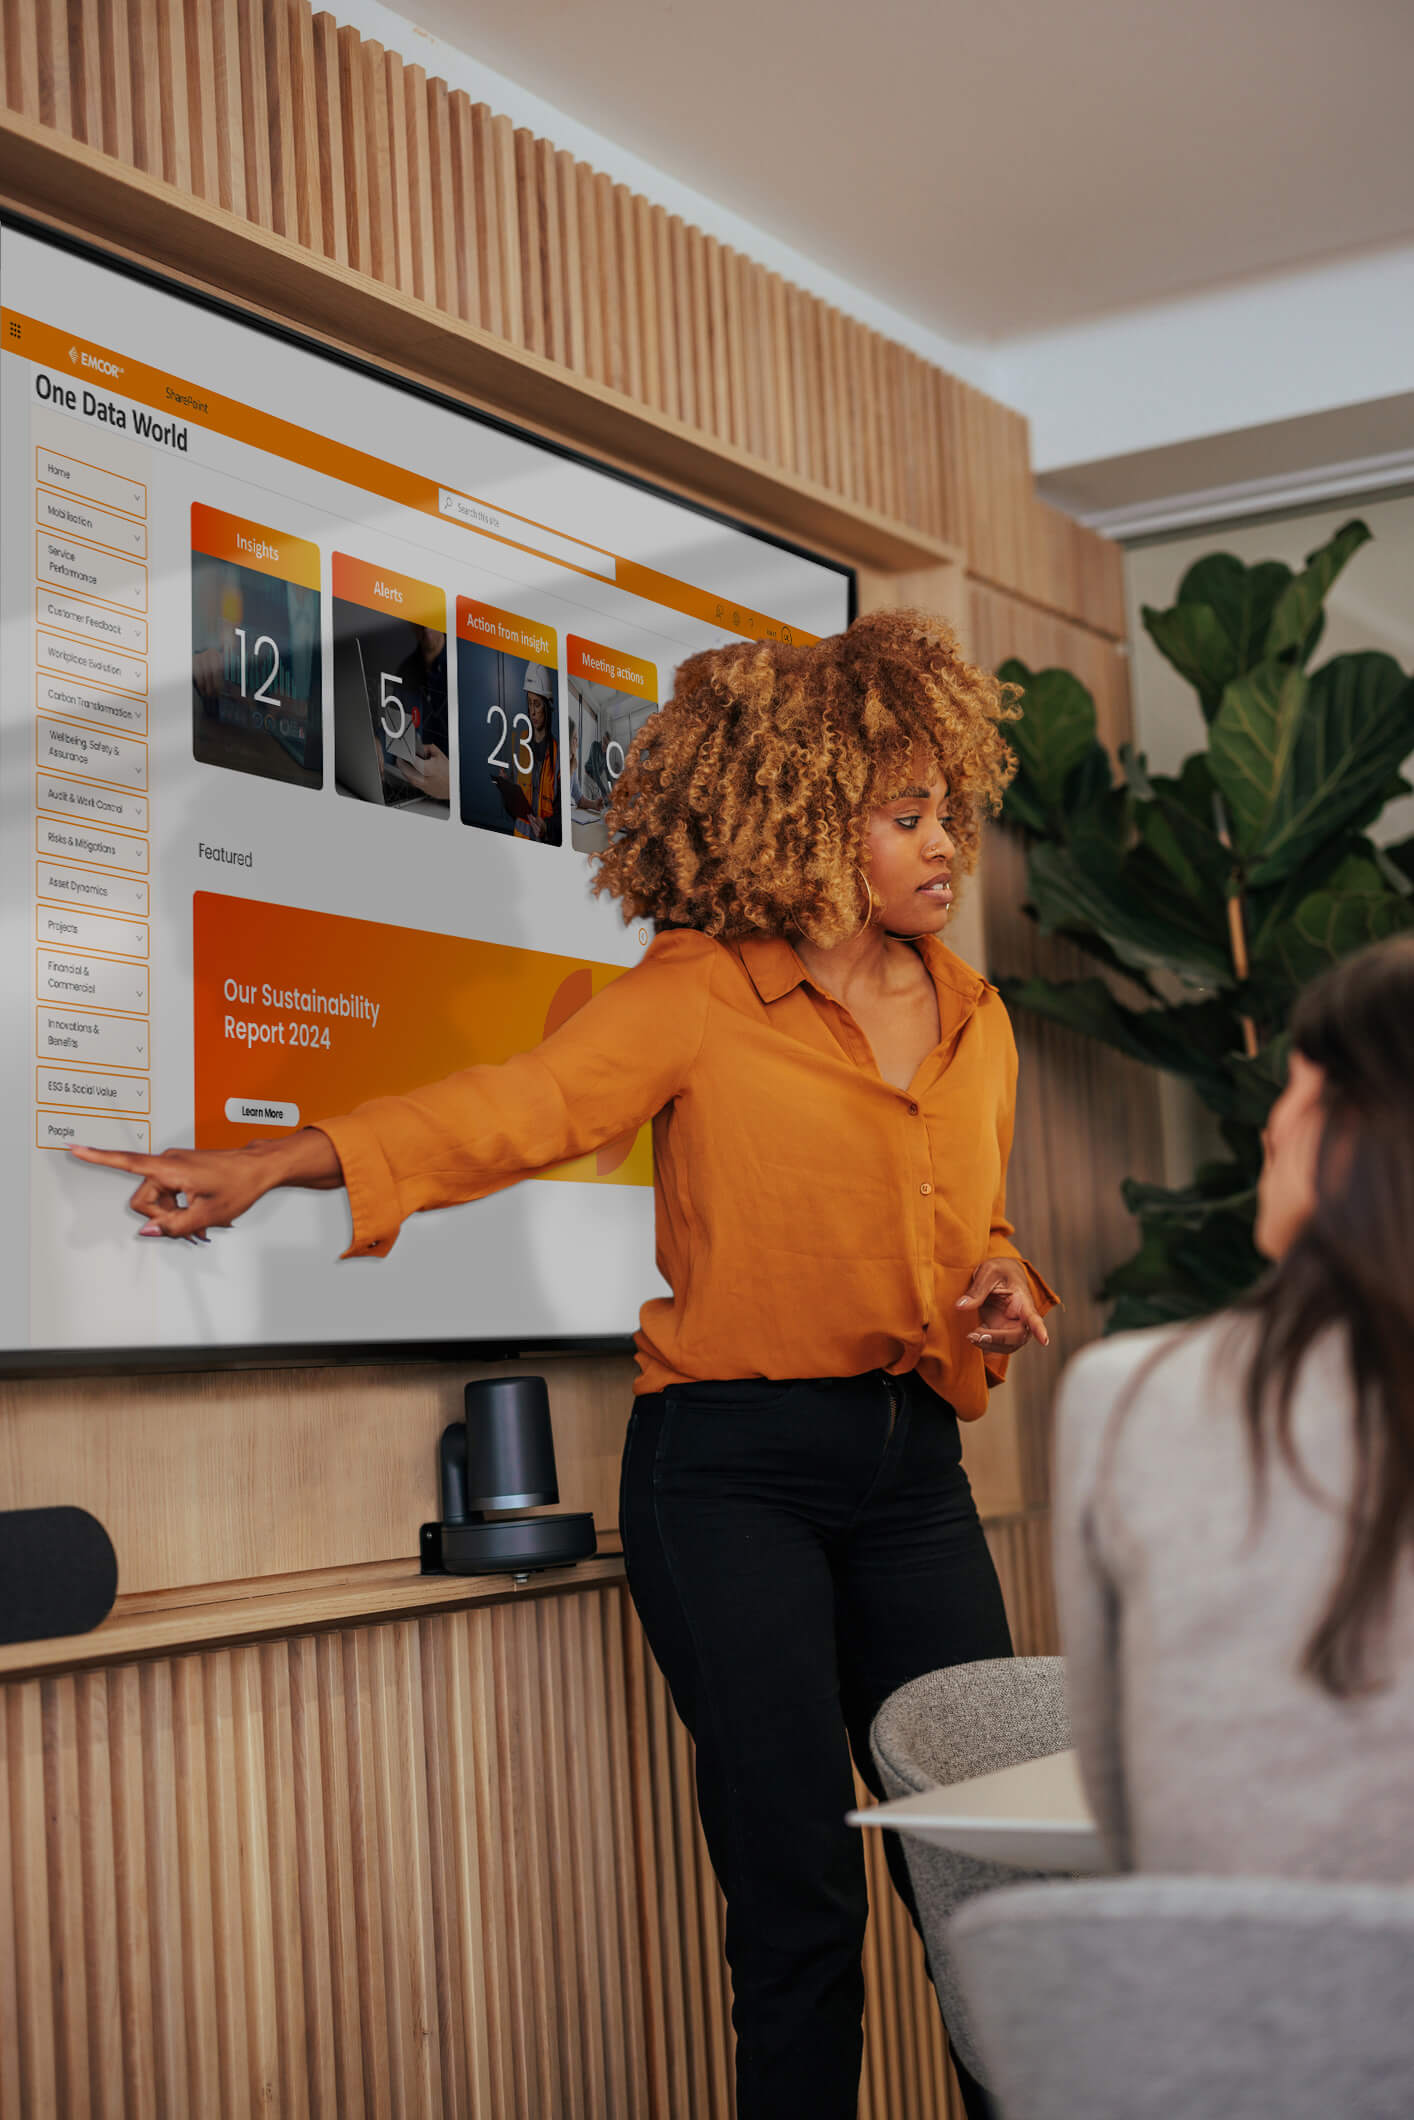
[1381,836,1414,890]
[1248,832,1377,960]
[1265,519,1371,662]
[1222,1036,1292,1132]
[1063,742,1115,817]
[1134,779,1232,905]
[998,977,1239,1096]
[1064,783,1130,884]
[1208,652,1414,888]
[1120,838,1235,972]
[1102,1165,1265,1324]
[1105,1290,1212,1333]
[1101,1214,1259,1318]
[1026,840,1235,988]
[1178,553,1293,674]
[1118,742,1153,798]
[1253,854,1414,988]
[1169,752,1220,823]
[1121,1173,1258,1233]
[998,660,1105,832]
[1042,926,1162,997]
[1000,779,1052,836]
[1141,599,1236,720]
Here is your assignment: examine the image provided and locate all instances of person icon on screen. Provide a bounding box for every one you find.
[569,721,603,814]
[584,730,614,807]
[389,626,451,803]
[497,661,561,843]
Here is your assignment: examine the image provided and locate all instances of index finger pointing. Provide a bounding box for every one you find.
[70,1145,160,1177]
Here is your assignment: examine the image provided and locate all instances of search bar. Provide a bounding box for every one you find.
[437,488,616,580]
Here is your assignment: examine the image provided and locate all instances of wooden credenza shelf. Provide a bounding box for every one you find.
[0,1548,628,1680]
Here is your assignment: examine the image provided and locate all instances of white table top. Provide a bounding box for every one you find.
[850,1747,1110,1873]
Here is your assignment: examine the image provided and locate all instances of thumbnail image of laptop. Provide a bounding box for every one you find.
[333,605,450,821]
[191,554,322,790]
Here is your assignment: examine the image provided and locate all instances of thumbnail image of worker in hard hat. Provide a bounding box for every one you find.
[456,642,564,846]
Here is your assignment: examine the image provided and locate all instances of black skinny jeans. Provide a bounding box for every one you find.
[619,1368,1011,2120]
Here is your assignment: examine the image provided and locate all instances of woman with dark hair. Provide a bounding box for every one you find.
[76,611,1055,2119]
[1054,934,1414,1878]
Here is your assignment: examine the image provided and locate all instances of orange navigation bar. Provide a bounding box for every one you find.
[6,311,820,647]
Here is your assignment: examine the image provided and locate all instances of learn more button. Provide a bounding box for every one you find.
[225,1097,300,1127]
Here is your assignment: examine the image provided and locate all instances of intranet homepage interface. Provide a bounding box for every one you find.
[0,225,852,1356]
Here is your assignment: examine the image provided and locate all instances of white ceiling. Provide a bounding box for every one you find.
[400,0,1414,342]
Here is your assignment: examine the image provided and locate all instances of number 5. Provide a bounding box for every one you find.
[380,671,407,740]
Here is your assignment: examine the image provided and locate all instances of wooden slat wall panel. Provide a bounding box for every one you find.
[10,0,1125,632]
[0,1551,1052,2120]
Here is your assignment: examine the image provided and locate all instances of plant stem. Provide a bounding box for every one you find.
[1226,894,1260,1056]
[1212,791,1260,1057]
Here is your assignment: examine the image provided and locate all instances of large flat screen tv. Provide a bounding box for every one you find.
[0,218,855,1371]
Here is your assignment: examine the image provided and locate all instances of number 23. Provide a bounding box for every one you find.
[487,706,533,776]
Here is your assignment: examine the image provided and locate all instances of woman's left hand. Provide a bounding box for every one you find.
[956,1259,1051,1355]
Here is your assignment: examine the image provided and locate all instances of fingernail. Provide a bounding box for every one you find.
[956,1296,972,1308]
[138,1223,161,1237]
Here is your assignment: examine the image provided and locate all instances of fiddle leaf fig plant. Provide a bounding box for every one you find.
[997,518,1414,1330]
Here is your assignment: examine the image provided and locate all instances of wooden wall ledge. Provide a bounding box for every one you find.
[0,110,962,579]
[0,1550,629,1681]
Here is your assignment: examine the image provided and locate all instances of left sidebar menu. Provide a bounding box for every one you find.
[31,414,154,1157]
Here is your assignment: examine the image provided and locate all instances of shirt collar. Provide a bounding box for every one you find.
[736,932,995,1008]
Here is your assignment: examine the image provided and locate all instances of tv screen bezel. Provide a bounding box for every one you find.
[2,209,857,1380]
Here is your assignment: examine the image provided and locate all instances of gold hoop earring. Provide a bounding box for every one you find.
[790,865,876,947]
[846,862,878,940]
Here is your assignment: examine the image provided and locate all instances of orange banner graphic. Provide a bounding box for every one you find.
[192,894,651,1186]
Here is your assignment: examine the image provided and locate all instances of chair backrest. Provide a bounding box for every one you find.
[950,1875,1414,2120]
[871,1656,1070,1794]
[868,1657,1072,2080]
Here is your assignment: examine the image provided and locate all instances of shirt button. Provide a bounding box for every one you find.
[908,1102,919,1116]
[919,1181,933,1196]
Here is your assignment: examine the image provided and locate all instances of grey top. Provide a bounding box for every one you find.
[1052,1314,1414,1879]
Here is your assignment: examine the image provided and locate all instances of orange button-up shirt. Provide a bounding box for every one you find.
[320,929,1057,1417]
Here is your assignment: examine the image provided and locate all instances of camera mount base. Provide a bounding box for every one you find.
[420,1512,597,1578]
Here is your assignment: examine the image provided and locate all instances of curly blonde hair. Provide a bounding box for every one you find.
[591,608,1017,943]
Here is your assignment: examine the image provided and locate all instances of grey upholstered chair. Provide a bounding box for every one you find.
[868,1656,1073,2086]
[950,1875,1414,2120]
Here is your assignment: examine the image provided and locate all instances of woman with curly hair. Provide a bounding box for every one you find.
[78,609,1056,2120]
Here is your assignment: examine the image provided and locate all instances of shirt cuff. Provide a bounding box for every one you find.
[317,1110,404,1259]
